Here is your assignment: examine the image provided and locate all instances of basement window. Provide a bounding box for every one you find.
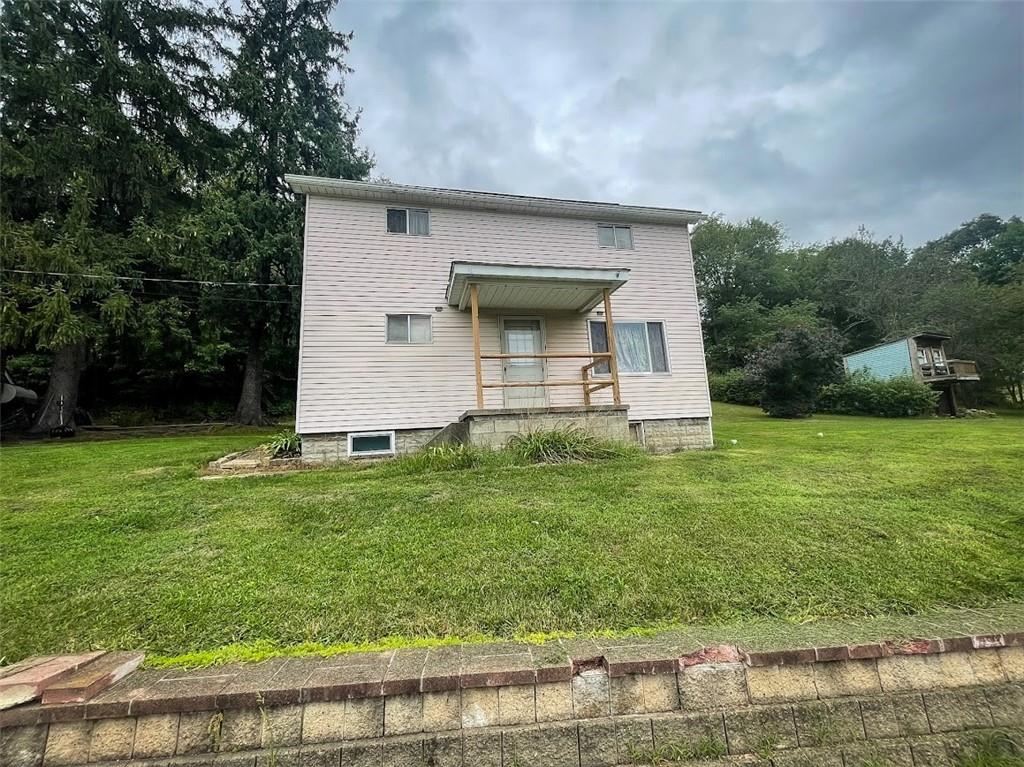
[348,431,395,457]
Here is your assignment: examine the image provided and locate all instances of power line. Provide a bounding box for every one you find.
[2,269,301,288]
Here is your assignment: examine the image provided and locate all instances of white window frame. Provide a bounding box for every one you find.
[386,207,430,235]
[385,313,433,344]
[597,224,634,249]
[588,319,671,376]
[347,430,396,457]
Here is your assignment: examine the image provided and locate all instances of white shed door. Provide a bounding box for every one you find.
[501,318,547,409]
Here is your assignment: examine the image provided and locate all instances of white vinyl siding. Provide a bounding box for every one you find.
[296,196,711,434]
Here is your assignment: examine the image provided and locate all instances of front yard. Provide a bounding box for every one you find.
[2,404,1022,665]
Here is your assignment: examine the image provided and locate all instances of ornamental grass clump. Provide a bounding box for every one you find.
[394,443,486,473]
[263,431,302,458]
[507,426,634,463]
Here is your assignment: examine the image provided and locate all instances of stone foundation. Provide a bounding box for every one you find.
[3,635,1021,767]
[639,416,714,453]
[460,405,630,451]
[301,428,442,463]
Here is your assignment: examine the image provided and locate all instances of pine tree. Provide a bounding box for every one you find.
[194,0,373,425]
[0,0,223,434]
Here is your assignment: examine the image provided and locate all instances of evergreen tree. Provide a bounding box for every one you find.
[189,0,373,425]
[0,0,222,433]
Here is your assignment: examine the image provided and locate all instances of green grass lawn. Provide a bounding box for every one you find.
[2,405,1022,665]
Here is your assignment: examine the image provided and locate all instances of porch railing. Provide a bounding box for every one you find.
[469,285,622,408]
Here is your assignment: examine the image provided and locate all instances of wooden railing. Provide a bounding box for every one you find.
[469,285,623,408]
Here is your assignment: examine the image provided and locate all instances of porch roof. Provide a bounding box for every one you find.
[446,261,630,313]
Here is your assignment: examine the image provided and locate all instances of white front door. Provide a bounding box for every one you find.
[501,318,547,408]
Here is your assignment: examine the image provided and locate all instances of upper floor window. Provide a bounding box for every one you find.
[386,313,432,344]
[387,208,430,235]
[597,224,633,249]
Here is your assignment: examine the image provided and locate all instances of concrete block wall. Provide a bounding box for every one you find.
[640,417,714,452]
[301,428,441,463]
[462,406,631,451]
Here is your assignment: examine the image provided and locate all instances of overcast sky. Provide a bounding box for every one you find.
[334,1,1023,246]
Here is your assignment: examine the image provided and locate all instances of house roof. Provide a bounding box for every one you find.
[284,175,703,226]
[446,261,629,313]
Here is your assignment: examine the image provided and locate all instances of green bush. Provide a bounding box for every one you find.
[708,369,761,405]
[263,431,301,458]
[743,327,845,418]
[818,374,938,417]
[507,427,635,463]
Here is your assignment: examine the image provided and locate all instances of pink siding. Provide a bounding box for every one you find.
[296,195,711,434]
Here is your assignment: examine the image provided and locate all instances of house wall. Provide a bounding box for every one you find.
[296,195,711,435]
[842,339,913,381]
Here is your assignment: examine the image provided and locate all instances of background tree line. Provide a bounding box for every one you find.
[692,213,1024,408]
[1,0,371,434]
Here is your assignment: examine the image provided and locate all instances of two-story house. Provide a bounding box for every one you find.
[286,176,713,461]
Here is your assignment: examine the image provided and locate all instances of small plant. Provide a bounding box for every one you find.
[397,443,484,472]
[263,431,301,458]
[507,426,634,463]
[954,731,1024,766]
[754,734,778,760]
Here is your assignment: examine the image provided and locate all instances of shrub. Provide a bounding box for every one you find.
[395,443,485,472]
[743,327,844,418]
[818,373,938,417]
[708,369,761,405]
[507,426,634,463]
[264,431,301,458]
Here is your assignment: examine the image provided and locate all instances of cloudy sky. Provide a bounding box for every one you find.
[334,1,1023,246]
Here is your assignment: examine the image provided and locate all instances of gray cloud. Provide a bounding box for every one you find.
[335,0,1023,246]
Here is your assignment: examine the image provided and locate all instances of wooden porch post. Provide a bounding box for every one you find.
[602,288,622,405]
[470,284,484,408]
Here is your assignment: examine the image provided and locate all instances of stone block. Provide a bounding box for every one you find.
[462,730,502,767]
[44,722,92,767]
[911,739,955,767]
[461,686,499,728]
[503,722,579,767]
[384,693,423,735]
[344,698,383,740]
[262,705,303,748]
[813,659,881,698]
[2,725,47,767]
[641,673,679,712]
[380,736,422,767]
[772,747,844,767]
[678,663,748,710]
[258,746,301,767]
[610,674,645,715]
[301,702,345,744]
[723,706,799,755]
[177,711,220,754]
[842,741,914,767]
[535,682,573,722]
[498,684,535,725]
[221,708,262,751]
[651,711,727,754]
[967,650,1007,684]
[133,714,180,758]
[745,664,817,703]
[572,671,610,718]
[87,717,136,762]
[298,745,341,767]
[614,717,654,762]
[877,652,976,692]
[792,700,864,747]
[858,697,901,740]
[578,720,617,767]
[922,688,993,732]
[421,733,462,767]
[339,741,381,767]
[985,683,1024,727]
[998,646,1024,681]
[422,689,461,731]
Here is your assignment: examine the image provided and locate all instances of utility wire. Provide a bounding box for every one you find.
[2,269,301,288]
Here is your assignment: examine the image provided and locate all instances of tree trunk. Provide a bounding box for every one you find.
[29,340,88,436]
[235,322,267,425]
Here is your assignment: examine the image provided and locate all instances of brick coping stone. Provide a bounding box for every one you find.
[2,629,1021,728]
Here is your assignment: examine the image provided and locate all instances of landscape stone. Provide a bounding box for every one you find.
[43,721,92,766]
[421,689,460,731]
[535,682,573,722]
[723,705,799,754]
[922,688,993,732]
[745,664,817,703]
[497,684,534,725]
[1,725,47,767]
[572,671,610,718]
[813,659,881,698]
[87,717,136,762]
[677,663,748,710]
[133,714,180,758]
[460,686,498,728]
[383,693,422,735]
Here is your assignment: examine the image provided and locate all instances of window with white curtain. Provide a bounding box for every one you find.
[597,224,633,248]
[386,314,432,343]
[589,320,669,374]
[386,208,430,235]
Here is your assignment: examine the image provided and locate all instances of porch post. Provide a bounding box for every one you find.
[470,283,484,408]
[602,288,622,405]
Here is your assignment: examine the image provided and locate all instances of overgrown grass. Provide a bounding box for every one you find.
[1,405,1022,663]
[507,426,639,463]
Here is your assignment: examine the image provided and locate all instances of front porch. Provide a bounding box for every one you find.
[446,261,631,412]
